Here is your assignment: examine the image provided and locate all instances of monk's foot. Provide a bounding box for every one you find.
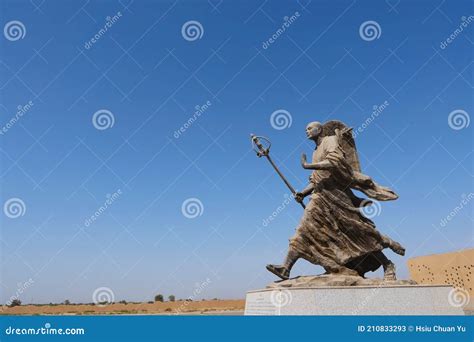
[266,264,290,280]
[390,241,405,256]
[383,262,397,281]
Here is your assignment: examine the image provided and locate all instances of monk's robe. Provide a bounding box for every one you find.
[290,132,401,276]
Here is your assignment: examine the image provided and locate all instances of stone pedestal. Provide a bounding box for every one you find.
[244,285,464,315]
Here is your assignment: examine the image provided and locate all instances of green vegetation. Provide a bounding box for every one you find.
[8,299,21,307]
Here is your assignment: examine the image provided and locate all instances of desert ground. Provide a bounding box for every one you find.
[1,300,245,315]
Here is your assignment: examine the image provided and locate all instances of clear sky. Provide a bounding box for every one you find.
[0,0,472,304]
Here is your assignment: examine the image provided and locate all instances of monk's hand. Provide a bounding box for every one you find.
[294,192,304,203]
[301,153,309,169]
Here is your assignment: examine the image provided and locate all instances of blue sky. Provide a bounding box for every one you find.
[0,0,472,304]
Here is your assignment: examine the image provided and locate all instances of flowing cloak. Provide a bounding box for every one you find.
[289,129,398,275]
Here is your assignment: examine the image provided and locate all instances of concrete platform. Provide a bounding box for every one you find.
[244,285,465,315]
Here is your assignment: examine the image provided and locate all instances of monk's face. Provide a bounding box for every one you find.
[305,122,322,140]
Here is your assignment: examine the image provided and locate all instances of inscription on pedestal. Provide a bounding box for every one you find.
[245,286,464,316]
[244,291,278,315]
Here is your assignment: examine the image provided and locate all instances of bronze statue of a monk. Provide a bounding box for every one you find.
[266,120,406,281]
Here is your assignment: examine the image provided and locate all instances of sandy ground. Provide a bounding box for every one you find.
[5,300,469,316]
[1,300,245,315]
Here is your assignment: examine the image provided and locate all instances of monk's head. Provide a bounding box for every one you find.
[305,122,322,140]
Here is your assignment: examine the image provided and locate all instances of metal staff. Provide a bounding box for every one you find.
[251,134,305,209]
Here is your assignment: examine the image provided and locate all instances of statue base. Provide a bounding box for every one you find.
[244,282,463,315]
[265,274,417,288]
